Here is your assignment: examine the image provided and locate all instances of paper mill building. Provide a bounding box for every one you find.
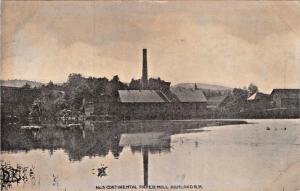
[116,49,207,120]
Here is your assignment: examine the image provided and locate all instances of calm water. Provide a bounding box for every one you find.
[1,119,300,191]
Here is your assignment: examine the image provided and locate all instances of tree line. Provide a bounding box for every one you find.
[2,73,259,123]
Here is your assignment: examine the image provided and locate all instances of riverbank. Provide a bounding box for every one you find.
[115,119,247,133]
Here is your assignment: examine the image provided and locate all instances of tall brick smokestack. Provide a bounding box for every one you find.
[142,48,148,89]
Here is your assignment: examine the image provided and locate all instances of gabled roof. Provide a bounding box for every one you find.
[271,89,300,94]
[170,88,207,102]
[118,90,166,103]
[247,92,257,101]
[247,92,270,101]
[270,89,300,98]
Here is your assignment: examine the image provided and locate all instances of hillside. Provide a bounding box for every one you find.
[174,83,231,91]
[0,79,44,88]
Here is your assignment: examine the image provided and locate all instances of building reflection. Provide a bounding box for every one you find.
[119,132,171,186]
[2,120,210,162]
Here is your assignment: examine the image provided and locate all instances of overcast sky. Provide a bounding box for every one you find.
[1,1,300,92]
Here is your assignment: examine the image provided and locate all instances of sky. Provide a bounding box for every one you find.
[1,1,300,92]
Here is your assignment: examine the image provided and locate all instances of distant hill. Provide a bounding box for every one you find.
[173,83,231,91]
[0,79,44,88]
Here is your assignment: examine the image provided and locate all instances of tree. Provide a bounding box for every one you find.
[194,83,198,90]
[46,81,55,89]
[221,88,248,112]
[109,75,128,99]
[129,78,141,90]
[148,78,170,91]
[67,73,83,84]
[22,83,31,89]
[111,75,120,83]
[248,83,258,96]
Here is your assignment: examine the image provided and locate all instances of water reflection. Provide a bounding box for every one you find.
[1,120,216,189]
[119,132,172,186]
[6,119,289,191]
[2,120,216,162]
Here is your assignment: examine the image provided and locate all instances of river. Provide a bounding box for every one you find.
[1,119,300,191]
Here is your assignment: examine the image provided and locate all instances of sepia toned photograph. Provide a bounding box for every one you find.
[1,1,300,191]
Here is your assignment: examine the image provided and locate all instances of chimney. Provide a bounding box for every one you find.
[142,48,148,89]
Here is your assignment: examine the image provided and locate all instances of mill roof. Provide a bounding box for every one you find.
[170,88,207,102]
[118,90,166,103]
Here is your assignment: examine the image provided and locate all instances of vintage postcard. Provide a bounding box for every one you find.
[1,1,300,191]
